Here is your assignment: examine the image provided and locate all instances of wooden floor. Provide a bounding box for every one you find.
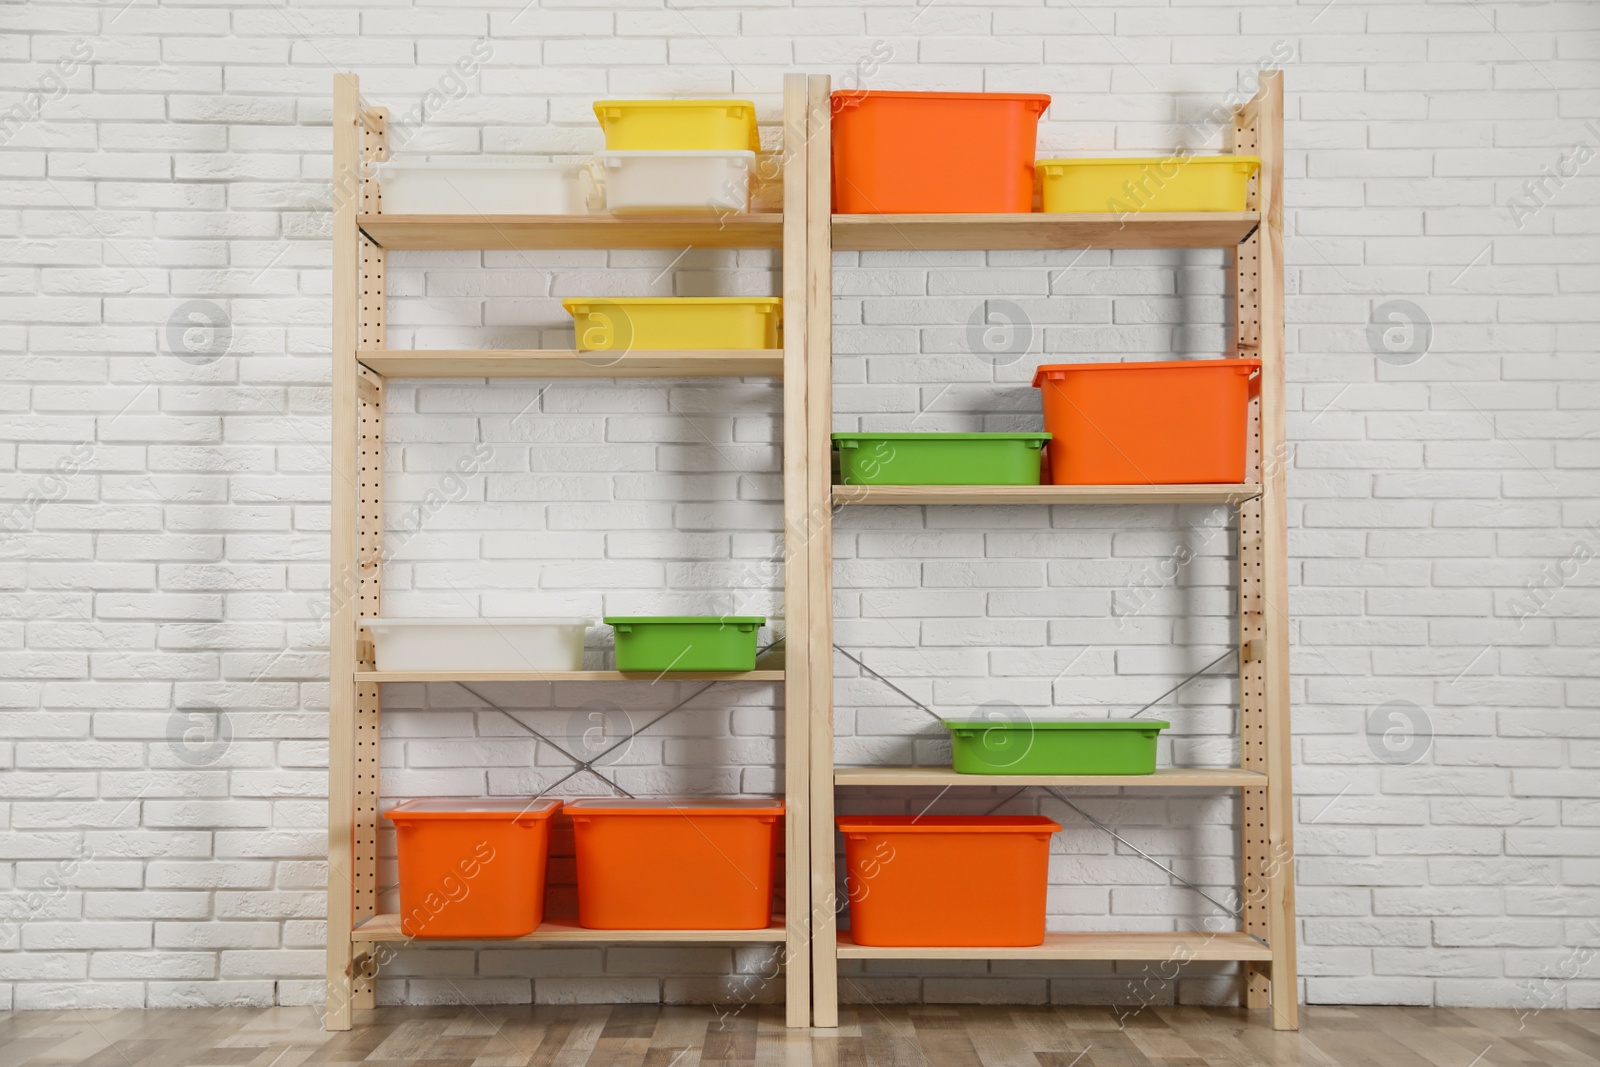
[1,1003,1596,1066]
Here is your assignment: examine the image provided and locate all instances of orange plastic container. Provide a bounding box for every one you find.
[567,798,783,930]
[384,798,561,938]
[1033,358,1261,485]
[836,815,1059,947]
[831,91,1051,214]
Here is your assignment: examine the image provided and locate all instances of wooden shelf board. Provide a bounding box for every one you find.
[834,766,1265,788]
[358,213,783,250]
[836,930,1272,962]
[358,669,784,683]
[353,915,786,944]
[358,348,783,379]
[833,484,1262,506]
[832,212,1260,252]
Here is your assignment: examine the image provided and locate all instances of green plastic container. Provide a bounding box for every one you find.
[832,432,1050,486]
[605,616,765,672]
[942,718,1169,775]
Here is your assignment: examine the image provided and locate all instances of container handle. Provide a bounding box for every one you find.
[579,157,606,213]
[612,623,633,634]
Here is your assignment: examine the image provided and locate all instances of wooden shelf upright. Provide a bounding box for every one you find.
[803,72,1298,1030]
[325,73,816,1030]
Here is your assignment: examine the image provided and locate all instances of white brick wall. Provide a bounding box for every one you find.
[2,0,1598,1015]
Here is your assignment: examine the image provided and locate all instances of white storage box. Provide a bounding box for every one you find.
[585,150,756,214]
[373,161,586,215]
[360,618,595,672]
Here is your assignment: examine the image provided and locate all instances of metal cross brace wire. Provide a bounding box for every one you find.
[455,639,786,800]
[1128,647,1237,719]
[454,680,639,798]
[978,783,1242,919]
[834,643,1236,724]
[833,641,1244,918]
[1039,787,1242,919]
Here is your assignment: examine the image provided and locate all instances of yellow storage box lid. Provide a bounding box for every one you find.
[593,99,759,152]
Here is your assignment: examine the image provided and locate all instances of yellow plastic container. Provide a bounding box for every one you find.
[593,100,759,152]
[563,297,782,351]
[1036,155,1261,213]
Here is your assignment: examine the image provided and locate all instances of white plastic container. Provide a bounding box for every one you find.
[373,161,586,215]
[585,150,756,214]
[360,618,595,672]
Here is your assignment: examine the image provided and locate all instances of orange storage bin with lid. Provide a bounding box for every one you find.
[831,91,1051,214]
[1032,358,1261,485]
[837,815,1060,947]
[384,798,562,938]
[567,797,783,930]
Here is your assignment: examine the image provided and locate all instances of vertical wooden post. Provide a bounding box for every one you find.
[779,72,814,1028]
[1232,69,1297,1030]
[350,100,388,1016]
[1231,85,1268,1016]
[329,75,388,1030]
[804,73,839,1030]
[1254,69,1297,1032]
[326,72,361,1032]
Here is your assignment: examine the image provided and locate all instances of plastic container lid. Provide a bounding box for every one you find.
[1033,358,1260,387]
[1036,155,1259,169]
[360,618,594,628]
[830,432,1050,442]
[592,99,760,152]
[603,616,766,625]
[384,798,562,820]
[595,150,756,159]
[566,797,784,815]
[374,159,579,171]
[832,90,1050,109]
[563,297,779,307]
[941,718,1170,730]
[835,815,1060,834]
[596,98,755,110]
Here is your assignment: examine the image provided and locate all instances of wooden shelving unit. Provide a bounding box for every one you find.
[328,69,1295,1033]
[804,72,1298,1030]
[325,74,815,1031]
